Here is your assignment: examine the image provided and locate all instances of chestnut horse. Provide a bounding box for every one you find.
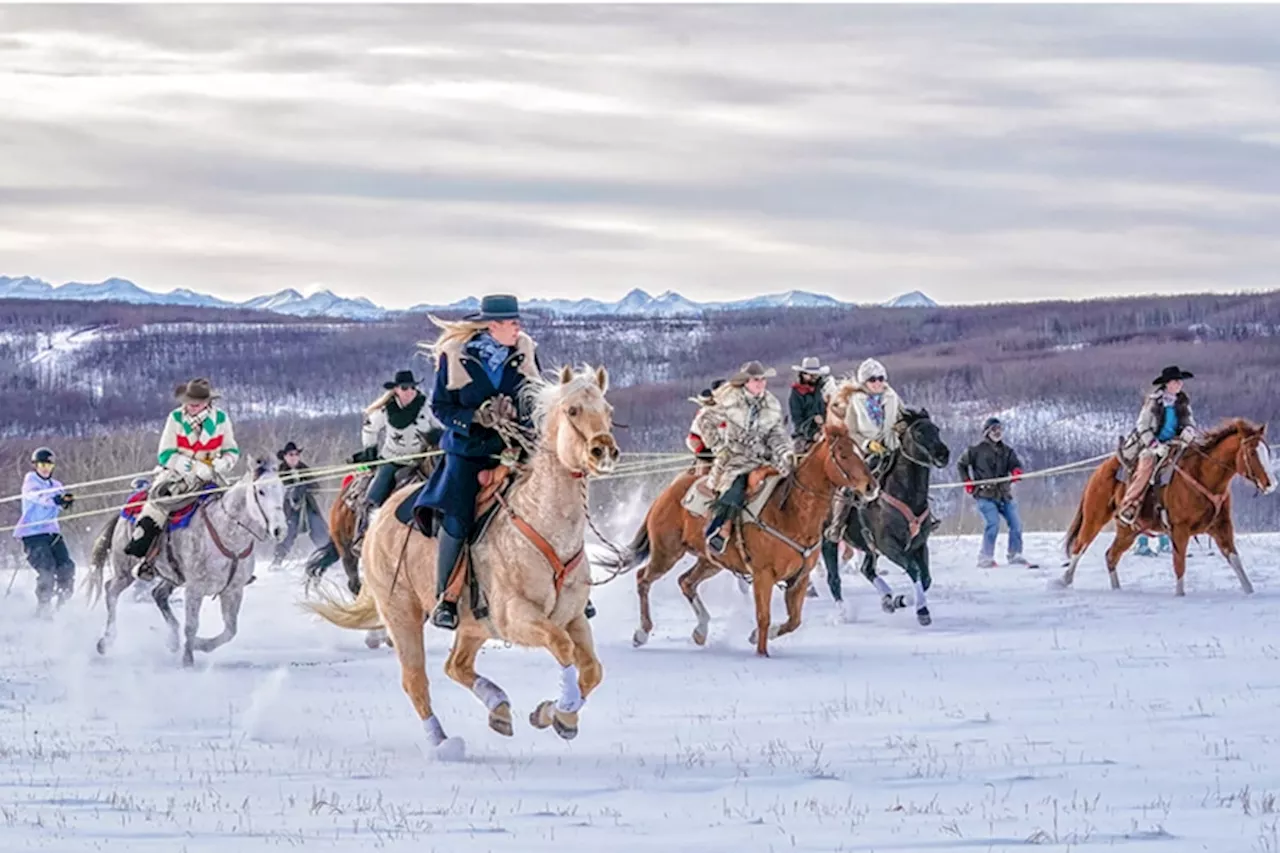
[607,396,877,657]
[1059,419,1274,596]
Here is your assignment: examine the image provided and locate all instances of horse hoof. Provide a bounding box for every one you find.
[489,702,514,737]
[632,628,649,648]
[166,636,180,654]
[530,700,555,730]
[916,607,932,627]
[691,627,707,646]
[1052,575,1073,589]
[95,638,108,656]
[880,594,896,614]
[552,712,578,741]
[432,736,467,762]
[364,629,385,649]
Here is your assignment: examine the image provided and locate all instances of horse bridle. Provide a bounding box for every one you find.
[215,472,274,542]
[897,420,944,469]
[1185,433,1274,495]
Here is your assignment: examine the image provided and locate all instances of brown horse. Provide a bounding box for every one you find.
[1059,419,1275,596]
[606,397,878,657]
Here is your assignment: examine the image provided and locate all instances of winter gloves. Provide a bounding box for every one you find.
[475,395,517,429]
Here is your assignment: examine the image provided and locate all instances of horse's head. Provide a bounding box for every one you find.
[531,365,621,477]
[822,392,878,500]
[1236,421,1276,495]
[897,408,950,469]
[240,456,289,543]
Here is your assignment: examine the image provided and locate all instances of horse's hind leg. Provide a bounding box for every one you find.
[152,581,180,653]
[181,591,203,667]
[677,558,722,646]
[443,623,513,737]
[1206,515,1253,595]
[1061,481,1117,588]
[1104,526,1139,591]
[192,587,242,654]
[96,559,135,655]
[384,593,461,758]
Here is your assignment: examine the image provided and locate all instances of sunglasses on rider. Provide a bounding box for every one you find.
[867,376,886,383]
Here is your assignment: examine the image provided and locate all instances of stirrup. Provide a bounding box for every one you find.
[135,562,156,581]
[707,533,727,554]
[431,600,458,630]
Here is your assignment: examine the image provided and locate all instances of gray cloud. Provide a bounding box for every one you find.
[2,5,1280,306]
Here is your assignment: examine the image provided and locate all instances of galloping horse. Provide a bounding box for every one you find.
[830,408,951,626]
[607,390,877,657]
[304,455,437,596]
[88,458,288,666]
[306,366,619,759]
[1060,419,1274,596]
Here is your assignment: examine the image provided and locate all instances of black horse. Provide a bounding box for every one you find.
[821,408,950,625]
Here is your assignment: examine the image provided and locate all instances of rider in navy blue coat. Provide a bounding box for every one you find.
[413,294,541,629]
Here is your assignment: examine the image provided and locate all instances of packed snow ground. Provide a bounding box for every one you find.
[3,533,1280,852]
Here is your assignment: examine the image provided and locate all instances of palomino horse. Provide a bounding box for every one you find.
[305,366,619,759]
[1060,419,1275,596]
[609,392,877,657]
[830,408,951,626]
[88,458,288,666]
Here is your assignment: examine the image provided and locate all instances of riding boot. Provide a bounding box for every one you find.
[585,599,597,619]
[124,517,161,560]
[823,487,853,543]
[430,530,466,630]
[1118,454,1156,525]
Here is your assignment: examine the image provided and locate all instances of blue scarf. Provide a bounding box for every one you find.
[865,393,885,428]
[468,332,510,388]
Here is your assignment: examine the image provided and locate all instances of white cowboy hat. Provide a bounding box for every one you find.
[791,356,831,376]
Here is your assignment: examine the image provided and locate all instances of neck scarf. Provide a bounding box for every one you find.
[1160,390,1178,408]
[468,332,511,388]
[866,393,885,428]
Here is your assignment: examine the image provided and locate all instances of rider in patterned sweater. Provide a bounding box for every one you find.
[124,378,240,573]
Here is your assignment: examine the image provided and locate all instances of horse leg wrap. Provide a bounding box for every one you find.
[871,576,893,597]
[557,664,584,713]
[423,715,447,747]
[473,676,509,712]
[913,579,928,610]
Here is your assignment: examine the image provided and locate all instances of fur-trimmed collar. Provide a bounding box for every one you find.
[437,331,538,391]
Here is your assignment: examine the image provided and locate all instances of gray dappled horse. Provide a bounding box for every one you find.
[88,458,287,666]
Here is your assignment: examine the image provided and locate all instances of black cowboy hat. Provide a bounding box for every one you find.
[383,369,420,390]
[465,294,521,322]
[277,441,303,460]
[1153,365,1194,386]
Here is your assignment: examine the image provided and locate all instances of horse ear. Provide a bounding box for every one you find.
[595,366,609,393]
[252,456,272,479]
[559,365,574,385]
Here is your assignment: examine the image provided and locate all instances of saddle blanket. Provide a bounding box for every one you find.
[120,482,218,531]
[681,473,782,521]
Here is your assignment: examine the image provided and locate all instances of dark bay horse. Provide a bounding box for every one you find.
[830,409,951,626]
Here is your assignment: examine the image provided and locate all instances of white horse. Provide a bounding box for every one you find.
[88,458,287,666]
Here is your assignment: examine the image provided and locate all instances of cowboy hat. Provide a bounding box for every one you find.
[1153,365,1194,386]
[277,440,303,460]
[174,377,219,405]
[791,356,831,376]
[464,294,521,322]
[730,361,777,384]
[383,369,420,390]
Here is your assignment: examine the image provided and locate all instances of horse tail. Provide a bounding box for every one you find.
[86,514,120,607]
[596,516,651,574]
[301,577,383,631]
[1063,495,1085,558]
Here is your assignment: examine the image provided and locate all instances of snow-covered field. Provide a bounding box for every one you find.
[3,532,1280,852]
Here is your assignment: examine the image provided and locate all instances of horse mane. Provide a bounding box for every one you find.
[1197,418,1263,451]
[524,366,605,434]
[828,382,856,419]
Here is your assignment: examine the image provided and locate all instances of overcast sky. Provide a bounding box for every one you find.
[3,5,1280,308]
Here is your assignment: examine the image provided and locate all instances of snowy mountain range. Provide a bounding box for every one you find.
[0,275,933,321]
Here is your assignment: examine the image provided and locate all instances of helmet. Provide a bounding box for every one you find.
[31,447,55,465]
